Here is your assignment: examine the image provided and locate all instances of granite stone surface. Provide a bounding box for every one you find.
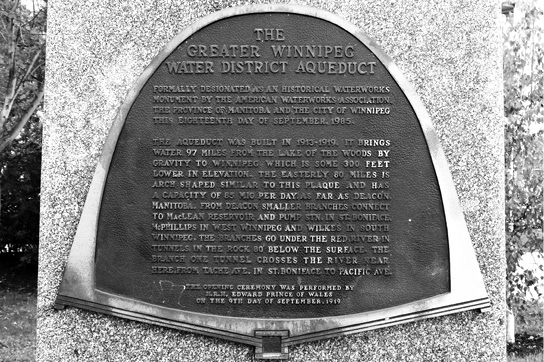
[38,0,506,360]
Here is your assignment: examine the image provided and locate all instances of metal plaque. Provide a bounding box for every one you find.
[55,5,490,359]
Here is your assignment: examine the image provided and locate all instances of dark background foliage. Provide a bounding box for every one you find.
[0,0,45,263]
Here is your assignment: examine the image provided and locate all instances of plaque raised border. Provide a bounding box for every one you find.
[55,4,491,359]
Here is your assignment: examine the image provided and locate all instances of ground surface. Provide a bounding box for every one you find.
[507,300,543,362]
[508,333,543,360]
[0,256,37,362]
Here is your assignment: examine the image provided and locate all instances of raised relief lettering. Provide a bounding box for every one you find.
[91,11,449,321]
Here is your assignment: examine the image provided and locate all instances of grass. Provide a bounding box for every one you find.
[508,300,543,362]
[508,354,543,362]
[0,255,37,362]
[0,289,36,362]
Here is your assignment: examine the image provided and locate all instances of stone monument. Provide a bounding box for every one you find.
[38,1,506,361]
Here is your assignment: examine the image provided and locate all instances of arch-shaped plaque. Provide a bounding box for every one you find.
[55,4,490,359]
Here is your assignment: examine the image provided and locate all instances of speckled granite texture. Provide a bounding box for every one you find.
[38,0,506,361]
